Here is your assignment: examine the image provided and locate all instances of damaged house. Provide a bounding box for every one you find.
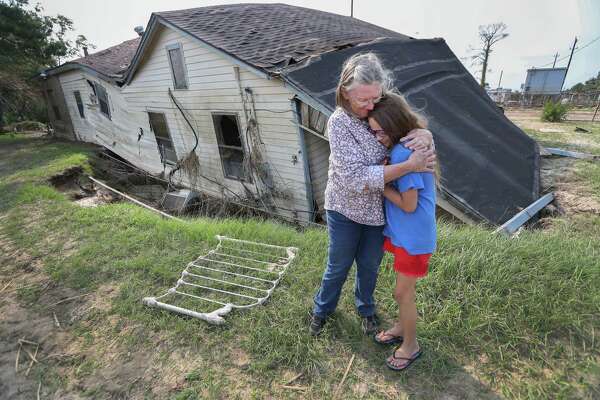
[41,3,540,225]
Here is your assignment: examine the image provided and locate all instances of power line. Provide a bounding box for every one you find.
[538,34,600,68]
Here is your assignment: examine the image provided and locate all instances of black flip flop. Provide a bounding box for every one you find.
[373,331,404,345]
[385,348,422,371]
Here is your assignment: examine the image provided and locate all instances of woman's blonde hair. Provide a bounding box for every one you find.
[335,53,392,114]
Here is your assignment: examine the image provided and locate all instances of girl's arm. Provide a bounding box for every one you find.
[383,186,418,212]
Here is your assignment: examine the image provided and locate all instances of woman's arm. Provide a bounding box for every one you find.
[401,128,435,151]
[383,148,435,183]
[328,116,385,193]
[383,186,418,212]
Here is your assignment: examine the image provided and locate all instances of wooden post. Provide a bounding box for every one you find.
[560,37,578,92]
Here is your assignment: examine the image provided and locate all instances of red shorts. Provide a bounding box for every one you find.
[383,237,431,278]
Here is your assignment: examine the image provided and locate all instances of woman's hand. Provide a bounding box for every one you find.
[401,128,434,151]
[407,148,436,173]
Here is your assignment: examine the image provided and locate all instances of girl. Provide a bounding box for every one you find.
[368,93,437,371]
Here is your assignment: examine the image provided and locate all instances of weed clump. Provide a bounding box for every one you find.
[542,100,569,122]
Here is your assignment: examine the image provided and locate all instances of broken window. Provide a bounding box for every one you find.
[73,91,85,118]
[148,112,178,165]
[212,113,250,181]
[94,83,111,119]
[300,102,328,137]
[166,43,188,90]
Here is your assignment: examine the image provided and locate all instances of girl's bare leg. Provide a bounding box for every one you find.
[387,273,420,368]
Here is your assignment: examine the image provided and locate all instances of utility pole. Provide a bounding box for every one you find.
[552,52,559,68]
[497,70,503,89]
[350,0,354,17]
[560,37,578,92]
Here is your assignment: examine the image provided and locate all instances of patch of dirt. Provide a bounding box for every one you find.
[48,167,119,208]
[0,226,223,399]
[540,157,600,217]
[0,230,81,399]
[230,347,251,368]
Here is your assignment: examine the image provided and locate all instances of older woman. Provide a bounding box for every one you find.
[310,53,435,336]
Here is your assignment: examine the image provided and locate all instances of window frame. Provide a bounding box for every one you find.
[73,90,85,119]
[147,111,178,166]
[166,43,189,90]
[93,82,111,120]
[211,112,251,182]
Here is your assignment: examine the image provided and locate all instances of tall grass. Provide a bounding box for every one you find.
[1,135,599,399]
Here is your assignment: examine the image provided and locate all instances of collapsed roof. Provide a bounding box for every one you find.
[284,38,540,224]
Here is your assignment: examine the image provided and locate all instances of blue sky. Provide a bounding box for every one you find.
[38,0,599,90]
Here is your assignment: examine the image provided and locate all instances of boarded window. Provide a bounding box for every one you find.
[167,44,188,89]
[94,83,111,119]
[212,114,250,181]
[73,91,85,118]
[148,112,178,165]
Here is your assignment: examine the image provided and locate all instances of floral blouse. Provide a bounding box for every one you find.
[324,108,388,226]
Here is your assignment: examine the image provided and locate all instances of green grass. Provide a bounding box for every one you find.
[1,135,599,399]
[523,122,600,155]
[575,160,600,198]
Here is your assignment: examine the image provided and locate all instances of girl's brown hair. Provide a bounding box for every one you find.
[370,92,441,184]
[369,92,427,145]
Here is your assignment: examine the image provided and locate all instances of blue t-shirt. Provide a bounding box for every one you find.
[383,143,437,255]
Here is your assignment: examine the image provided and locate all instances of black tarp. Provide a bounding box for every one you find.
[283,38,539,225]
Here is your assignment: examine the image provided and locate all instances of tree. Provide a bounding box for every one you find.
[0,0,90,129]
[570,71,600,93]
[470,23,509,88]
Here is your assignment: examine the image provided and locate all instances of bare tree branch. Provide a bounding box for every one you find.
[469,23,509,88]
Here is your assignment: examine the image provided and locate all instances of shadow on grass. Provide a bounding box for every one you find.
[310,311,502,399]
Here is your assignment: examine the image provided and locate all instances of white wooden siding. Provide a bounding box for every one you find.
[58,70,167,175]
[122,23,311,220]
[304,132,330,217]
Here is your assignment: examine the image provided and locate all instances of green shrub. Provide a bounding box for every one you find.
[542,100,569,122]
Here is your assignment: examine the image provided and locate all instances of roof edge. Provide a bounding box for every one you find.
[124,14,271,86]
[41,63,119,84]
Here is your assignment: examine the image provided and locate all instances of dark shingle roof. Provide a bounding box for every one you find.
[71,37,141,78]
[155,3,409,72]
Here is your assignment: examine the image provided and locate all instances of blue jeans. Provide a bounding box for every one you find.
[313,210,385,318]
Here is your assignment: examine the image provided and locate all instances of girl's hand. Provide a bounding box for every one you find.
[382,156,390,166]
[401,128,434,151]
[407,148,436,173]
